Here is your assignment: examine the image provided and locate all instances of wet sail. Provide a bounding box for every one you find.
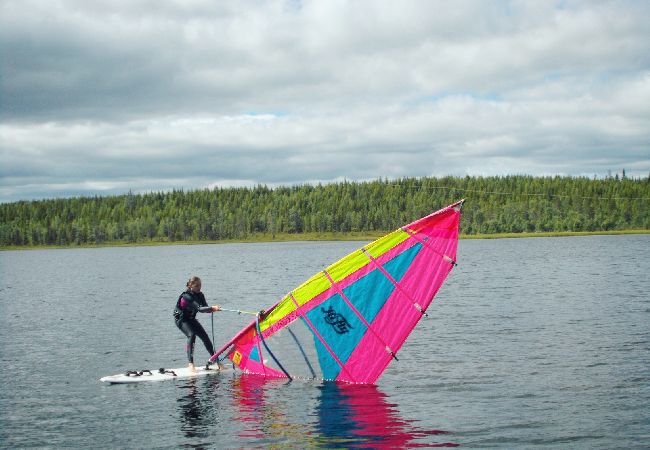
[213,200,464,383]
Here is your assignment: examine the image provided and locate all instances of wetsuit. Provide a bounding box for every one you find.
[173,290,215,364]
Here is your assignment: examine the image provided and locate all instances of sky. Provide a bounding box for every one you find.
[1,0,649,203]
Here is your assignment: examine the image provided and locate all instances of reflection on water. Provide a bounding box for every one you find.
[230,375,307,444]
[315,383,458,448]
[223,374,458,448]
[177,378,220,444]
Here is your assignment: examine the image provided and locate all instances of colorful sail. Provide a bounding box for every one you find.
[213,200,464,384]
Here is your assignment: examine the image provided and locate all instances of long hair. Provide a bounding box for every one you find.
[186,276,201,289]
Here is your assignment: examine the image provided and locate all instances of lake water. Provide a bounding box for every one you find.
[1,235,648,449]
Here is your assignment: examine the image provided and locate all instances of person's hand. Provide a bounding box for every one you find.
[211,305,221,312]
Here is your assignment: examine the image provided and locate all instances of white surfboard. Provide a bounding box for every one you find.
[100,365,228,384]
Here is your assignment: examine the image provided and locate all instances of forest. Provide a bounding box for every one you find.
[1,175,648,247]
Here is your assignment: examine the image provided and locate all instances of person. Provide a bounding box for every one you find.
[173,276,221,371]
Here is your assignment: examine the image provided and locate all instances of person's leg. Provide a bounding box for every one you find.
[189,319,215,356]
[177,320,198,368]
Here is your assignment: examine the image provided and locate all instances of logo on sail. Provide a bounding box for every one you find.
[322,306,353,334]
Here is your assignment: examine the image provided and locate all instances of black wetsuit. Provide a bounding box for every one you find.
[174,290,215,364]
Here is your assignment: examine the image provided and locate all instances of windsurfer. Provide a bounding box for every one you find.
[173,276,221,371]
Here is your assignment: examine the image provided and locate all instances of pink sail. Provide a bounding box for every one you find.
[214,200,464,384]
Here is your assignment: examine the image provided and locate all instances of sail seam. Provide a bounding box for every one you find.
[254,327,267,376]
[322,270,398,360]
[401,227,457,265]
[361,247,425,316]
[288,292,354,381]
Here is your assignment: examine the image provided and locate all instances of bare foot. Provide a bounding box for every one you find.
[188,363,196,372]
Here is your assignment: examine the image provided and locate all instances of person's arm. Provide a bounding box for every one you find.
[198,293,220,313]
[180,292,215,314]
[195,292,217,313]
[198,305,220,313]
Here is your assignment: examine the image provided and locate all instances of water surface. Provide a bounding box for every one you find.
[1,235,648,448]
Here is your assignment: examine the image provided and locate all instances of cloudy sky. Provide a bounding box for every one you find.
[1,0,649,203]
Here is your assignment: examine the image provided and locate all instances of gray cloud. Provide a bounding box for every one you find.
[1,0,649,202]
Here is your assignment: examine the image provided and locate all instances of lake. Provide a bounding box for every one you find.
[1,235,648,448]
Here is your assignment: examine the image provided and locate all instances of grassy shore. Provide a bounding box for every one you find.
[461,229,649,239]
[1,229,648,251]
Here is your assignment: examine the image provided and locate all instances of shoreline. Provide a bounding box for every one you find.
[1,229,648,251]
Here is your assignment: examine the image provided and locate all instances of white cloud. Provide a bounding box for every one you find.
[1,0,649,202]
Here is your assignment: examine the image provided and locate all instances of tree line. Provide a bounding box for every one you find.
[1,175,648,247]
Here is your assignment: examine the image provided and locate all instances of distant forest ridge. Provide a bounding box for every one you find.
[1,175,649,247]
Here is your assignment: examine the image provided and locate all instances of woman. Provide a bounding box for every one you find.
[173,276,221,371]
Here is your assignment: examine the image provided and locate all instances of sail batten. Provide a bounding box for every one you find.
[214,199,464,383]
[290,292,353,380]
[322,268,397,362]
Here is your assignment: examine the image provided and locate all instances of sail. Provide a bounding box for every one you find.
[214,199,464,383]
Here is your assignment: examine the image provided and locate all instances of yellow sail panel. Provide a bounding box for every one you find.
[260,294,296,331]
[364,228,410,259]
[292,271,331,306]
[259,269,338,333]
[326,249,370,283]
